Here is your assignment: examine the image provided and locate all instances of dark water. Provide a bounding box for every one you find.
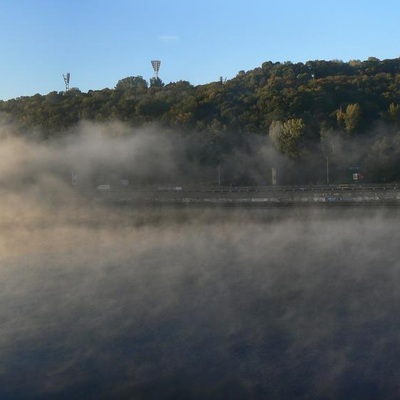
[2,206,400,399]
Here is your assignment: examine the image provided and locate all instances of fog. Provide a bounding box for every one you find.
[1,122,400,399]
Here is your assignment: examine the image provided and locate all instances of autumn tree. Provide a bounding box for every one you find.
[388,102,400,128]
[336,103,361,134]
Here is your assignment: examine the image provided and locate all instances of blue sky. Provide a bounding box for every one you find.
[1,0,399,100]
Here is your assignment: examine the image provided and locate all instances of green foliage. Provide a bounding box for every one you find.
[2,57,400,183]
[269,118,305,157]
[115,76,148,93]
[364,134,400,182]
[149,77,164,88]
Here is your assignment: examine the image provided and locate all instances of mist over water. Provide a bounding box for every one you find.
[2,204,400,399]
[2,123,400,399]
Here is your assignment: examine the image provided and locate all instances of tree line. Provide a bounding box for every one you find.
[2,56,400,184]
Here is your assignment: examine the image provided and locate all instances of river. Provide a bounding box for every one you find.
[1,205,400,399]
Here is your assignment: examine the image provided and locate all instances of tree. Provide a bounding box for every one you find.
[336,103,361,134]
[364,135,400,182]
[388,102,400,128]
[115,76,148,93]
[149,77,164,88]
[269,118,305,157]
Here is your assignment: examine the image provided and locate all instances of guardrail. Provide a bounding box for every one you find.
[92,184,400,206]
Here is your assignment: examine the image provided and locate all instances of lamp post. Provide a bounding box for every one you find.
[326,155,330,185]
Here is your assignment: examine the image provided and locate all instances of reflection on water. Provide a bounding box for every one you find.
[1,207,400,399]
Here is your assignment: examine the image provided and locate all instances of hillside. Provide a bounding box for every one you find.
[2,56,400,184]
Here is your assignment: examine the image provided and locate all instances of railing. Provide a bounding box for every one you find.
[92,184,400,206]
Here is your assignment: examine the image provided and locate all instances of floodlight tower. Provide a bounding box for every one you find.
[151,60,161,79]
[63,73,70,92]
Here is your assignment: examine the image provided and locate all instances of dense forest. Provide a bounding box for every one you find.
[2,56,400,185]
